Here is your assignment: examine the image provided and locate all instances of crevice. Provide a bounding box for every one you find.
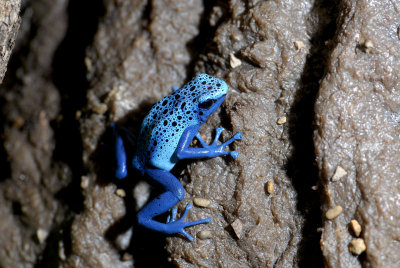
[185,0,229,80]
[51,0,104,212]
[35,0,105,266]
[286,0,338,266]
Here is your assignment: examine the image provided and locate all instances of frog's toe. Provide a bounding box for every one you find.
[210,127,225,146]
[181,230,194,241]
[166,208,178,223]
[166,205,212,241]
[178,204,192,222]
[234,131,242,140]
[230,151,239,159]
[179,217,211,241]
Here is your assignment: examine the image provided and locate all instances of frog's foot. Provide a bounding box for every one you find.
[166,208,177,223]
[166,204,211,241]
[195,129,242,159]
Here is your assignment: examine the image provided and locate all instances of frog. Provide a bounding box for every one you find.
[113,73,242,241]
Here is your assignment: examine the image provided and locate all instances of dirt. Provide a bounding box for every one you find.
[0,0,399,267]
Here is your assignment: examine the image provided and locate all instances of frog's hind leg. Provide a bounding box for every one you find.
[112,123,128,179]
[137,168,211,241]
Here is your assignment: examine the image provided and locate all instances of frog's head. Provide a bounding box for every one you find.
[191,74,228,123]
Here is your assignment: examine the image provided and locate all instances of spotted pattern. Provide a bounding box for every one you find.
[132,74,228,172]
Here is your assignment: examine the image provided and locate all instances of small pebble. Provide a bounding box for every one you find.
[37,228,49,244]
[121,252,133,261]
[231,219,243,239]
[193,197,211,208]
[325,205,343,220]
[93,103,108,115]
[332,166,347,181]
[190,139,198,145]
[350,219,362,237]
[58,241,66,261]
[80,176,89,189]
[197,230,212,240]
[116,189,126,198]
[364,40,374,53]
[13,116,24,128]
[294,41,305,50]
[311,185,318,190]
[277,116,287,125]
[266,180,274,194]
[229,53,242,68]
[84,57,93,72]
[349,238,366,255]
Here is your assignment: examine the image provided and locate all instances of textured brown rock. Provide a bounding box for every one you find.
[0,0,20,83]
[0,0,70,267]
[1,0,399,267]
[314,0,400,267]
[77,0,335,266]
[67,0,206,267]
[165,0,334,266]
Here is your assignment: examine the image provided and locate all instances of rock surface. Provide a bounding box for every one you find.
[0,0,70,267]
[0,0,20,83]
[0,0,399,267]
[314,0,400,267]
[77,0,334,267]
[164,1,332,265]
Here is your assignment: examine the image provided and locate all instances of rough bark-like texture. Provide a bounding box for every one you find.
[0,0,20,83]
[65,0,205,267]
[76,0,333,267]
[1,0,400,267]
[314,0,400,267]
[0,0,70,267]
[165,0,333,266]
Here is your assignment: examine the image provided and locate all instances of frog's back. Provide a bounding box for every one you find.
[141,98,197,171]
[133,74,226,172]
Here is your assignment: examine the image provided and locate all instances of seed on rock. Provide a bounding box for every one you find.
[37,228,48,244]
[80,176,89,189]
[364,40,374,53]
[349,238,366,255]
[265,180,274,195]
[311,185,318,190]
[350,219,362,237]
[277,116,287,125]
[294,41,305,50]
[197,230,212,240]
[193,197,211,208]
[93,103,108,115]
[326,205,343,220]
[121,252,133,261]
[116,189,126,198]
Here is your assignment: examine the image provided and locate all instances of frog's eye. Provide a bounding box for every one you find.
[198,99,216,109]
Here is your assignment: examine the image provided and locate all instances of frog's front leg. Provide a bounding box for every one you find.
[176,125,242,160]
[137,168,211,241]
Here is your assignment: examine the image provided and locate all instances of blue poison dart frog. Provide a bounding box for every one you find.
[113,73,242,241]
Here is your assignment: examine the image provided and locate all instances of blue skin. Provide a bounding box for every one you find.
[114,74,242,241]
